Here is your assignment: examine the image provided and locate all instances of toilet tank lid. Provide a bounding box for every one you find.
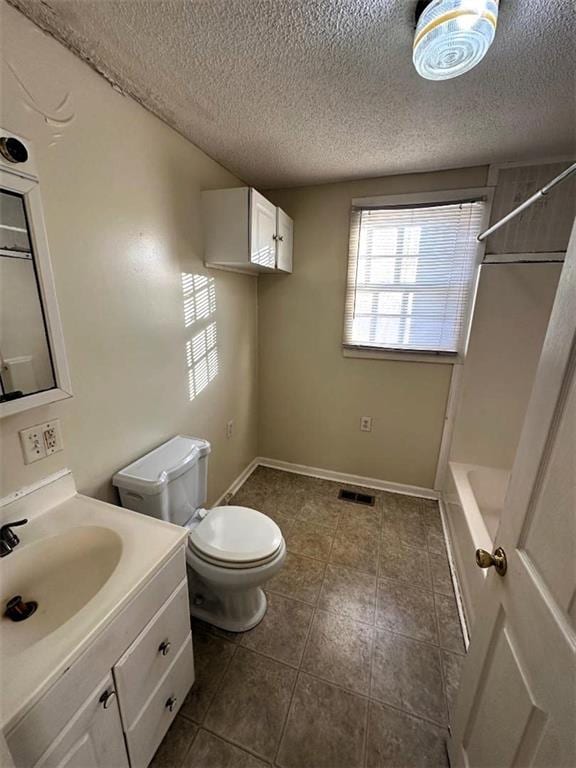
[112,436,211,495]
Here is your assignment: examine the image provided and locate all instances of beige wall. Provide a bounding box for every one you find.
[0,3,258,504]
[261,167,488,489]
[450,262,561,470]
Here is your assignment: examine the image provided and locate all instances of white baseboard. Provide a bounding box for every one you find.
[212,457,260,507]
[256,456,439,500]
[438,496,470,651]
[213,455,439,508]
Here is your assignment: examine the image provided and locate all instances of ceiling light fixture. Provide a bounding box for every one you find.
[413,0,499,81]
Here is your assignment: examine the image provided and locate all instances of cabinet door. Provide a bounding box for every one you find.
[276,208,293,273]
[250,189,276,269]
[34,674,128,768]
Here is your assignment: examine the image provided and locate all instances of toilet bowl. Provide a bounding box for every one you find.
[113,436,286,632]
[186,505,286,631]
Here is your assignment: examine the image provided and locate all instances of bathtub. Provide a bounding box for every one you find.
[443,462,511,632]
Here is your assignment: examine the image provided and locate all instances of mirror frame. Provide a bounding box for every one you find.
[0,167,72,417]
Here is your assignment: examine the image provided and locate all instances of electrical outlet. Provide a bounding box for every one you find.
[360,416,373,432]
[226,420,234,439]
[42,419,63,455]
[19,419,64,464]
[19,424,47,464]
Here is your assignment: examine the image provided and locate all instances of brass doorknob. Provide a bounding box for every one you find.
[475,547,507,576]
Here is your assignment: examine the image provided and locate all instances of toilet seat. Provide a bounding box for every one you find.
[187,505,283,570]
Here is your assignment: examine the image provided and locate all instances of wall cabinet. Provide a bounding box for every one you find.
[202,187,293,274]
[6,551,194,768]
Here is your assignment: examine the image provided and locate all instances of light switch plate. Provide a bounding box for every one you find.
[19,425,47,464]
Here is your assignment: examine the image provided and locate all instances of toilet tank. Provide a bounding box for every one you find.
[113,436,211,526]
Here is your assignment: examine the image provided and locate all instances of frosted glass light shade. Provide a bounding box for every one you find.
[413,0,499,81]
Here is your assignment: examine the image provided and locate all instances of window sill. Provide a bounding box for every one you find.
[342,347,462,364]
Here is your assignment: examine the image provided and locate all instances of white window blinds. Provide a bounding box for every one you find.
[343,199,487,355]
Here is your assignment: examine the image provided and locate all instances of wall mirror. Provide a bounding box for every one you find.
[0,129,72,417]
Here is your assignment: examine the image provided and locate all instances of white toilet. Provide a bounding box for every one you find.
[113,436,286,631]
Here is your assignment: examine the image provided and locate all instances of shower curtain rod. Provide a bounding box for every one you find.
[477,161,576,242]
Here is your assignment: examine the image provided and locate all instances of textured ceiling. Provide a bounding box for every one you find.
[6,0,576,188]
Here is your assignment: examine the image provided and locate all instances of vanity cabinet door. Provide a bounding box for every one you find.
[33,674,128,768]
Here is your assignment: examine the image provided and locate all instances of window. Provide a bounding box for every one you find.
[343,194,488,357]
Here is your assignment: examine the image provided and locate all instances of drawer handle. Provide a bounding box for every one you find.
[99,690,116,709]
[165,696,178,712]
[158,640,171,656]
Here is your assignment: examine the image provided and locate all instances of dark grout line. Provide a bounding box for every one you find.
[273,608,315,767]
[365,694,450,732]
[238,641,303,672]
[196,722,275,765]
[177,720,201,768]
[273,668,302,768]
[293,663,450,731]
[197,642,239,724]
[362,635,375,768]
[432,590,452,728]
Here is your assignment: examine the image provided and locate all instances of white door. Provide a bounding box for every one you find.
[35,674,129,768]
[448,229,576,767]
[250,189,276,269]
[276,208,293,273]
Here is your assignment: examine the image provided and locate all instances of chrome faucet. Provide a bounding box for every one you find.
[0,519,28,557]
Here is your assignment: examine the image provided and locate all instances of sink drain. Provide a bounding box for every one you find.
[4,595,38,622]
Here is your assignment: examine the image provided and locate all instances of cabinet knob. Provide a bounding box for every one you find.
[158,640,171,656]
[99,689,116,709]
[277,235,284,242]
[165,696,178,712]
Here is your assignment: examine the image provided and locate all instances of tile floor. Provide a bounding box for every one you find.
[151,468,466,768]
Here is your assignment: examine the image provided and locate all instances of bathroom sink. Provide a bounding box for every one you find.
[0,471,187,730]
[1,526,122,652]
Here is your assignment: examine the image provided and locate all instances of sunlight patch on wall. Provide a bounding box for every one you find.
[182,273,219,400]
[183,272,216,327]
[186,322,219,399]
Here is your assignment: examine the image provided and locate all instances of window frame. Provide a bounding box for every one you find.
[343,187,494,364]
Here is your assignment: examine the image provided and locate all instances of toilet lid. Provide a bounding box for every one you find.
[188,506,282,565]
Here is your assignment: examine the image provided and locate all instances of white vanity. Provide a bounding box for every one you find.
[0,471,194,768]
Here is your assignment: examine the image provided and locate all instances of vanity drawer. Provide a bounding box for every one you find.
[124,634,194,768]
[114,579,190,727]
